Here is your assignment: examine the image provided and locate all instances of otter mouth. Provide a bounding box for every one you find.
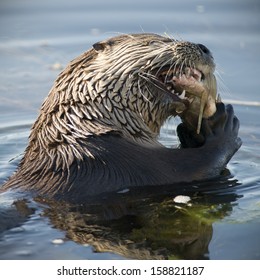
[154,65,217,133]
[141,65,213,107]
[157,66,207,103]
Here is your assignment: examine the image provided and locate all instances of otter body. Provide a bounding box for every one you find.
[2,33,241,202]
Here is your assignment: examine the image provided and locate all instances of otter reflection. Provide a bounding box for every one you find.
[30,177,240,260]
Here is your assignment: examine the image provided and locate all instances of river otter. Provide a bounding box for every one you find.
[2,33,241,203]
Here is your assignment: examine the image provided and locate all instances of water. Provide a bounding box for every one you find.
[0,0,260,259]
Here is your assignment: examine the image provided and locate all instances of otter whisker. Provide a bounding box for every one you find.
[164,59,177,83]
[144,85,156,102]
[163,31,178,43]
[171,61,179,76]
[188,59,193,70]
[150,56,167,76]
[137,77,152,103]
[139,72,175,103]
[179,59,186,77]
[191,60,196,71]
[214,68,230,97]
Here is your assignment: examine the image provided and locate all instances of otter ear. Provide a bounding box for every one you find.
[92,42,106,52]
[93,40,114,52]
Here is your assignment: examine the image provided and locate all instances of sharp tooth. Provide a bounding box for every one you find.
[179,90,186,99]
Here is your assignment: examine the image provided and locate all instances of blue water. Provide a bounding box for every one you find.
[0,0,259,259]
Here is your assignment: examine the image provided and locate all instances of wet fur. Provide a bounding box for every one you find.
[1,34,241,202]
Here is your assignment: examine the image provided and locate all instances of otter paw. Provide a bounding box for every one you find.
[203,103,242,157]
[177,123,205,148]
[177,102,242,156]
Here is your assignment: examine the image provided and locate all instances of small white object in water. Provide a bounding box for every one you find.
[173,195,191,204]
[117,188,130,194]
[52,238,64,245]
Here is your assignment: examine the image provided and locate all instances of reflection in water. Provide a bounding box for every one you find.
[0,120,253,260]
[4,176,240,260]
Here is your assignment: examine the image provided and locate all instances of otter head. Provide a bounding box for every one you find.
[89,33,216,136]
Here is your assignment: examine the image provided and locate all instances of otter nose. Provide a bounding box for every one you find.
[197,43,211,56]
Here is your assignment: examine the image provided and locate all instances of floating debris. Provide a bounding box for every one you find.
[51,238,64,245]
[117,188,130,194]
[173,195,191,204]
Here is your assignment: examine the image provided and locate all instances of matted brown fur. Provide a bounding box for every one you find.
[2,33,241,202]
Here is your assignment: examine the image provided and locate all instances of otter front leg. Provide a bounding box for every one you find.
[176,102,242,177]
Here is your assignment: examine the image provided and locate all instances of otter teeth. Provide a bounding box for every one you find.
[179,90,186,99]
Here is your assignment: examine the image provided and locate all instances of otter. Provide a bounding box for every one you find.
[2,33,241,203]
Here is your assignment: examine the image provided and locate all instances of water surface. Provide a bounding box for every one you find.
[0,0,259,259]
